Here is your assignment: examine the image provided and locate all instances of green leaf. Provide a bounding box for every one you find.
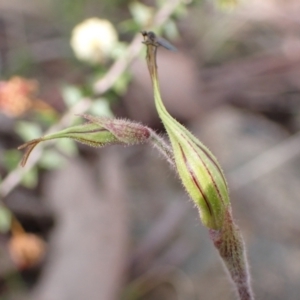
[33,109,58,126]
[39,150,66,169]
[15,121,43,141]
[173,2,188,18]
[21,167,38,188]
[118,19,140,33]
[0,205,12,233]
[216,0,238,10]
[88,98,114,117]
[113,72,131,95]
[3,150,22,171]
[129,2,154,27]
[110,42,128,60]
[56,139,78,156]
[163,20,179,40]
[62,85,82,108]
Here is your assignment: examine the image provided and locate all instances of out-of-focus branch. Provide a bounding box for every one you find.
[228,130,300,190]
[0,0,182,199]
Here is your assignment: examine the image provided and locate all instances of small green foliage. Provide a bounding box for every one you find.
[15,121,42,142]
[163,20,180,40]
[216,0,239,10]
[33,110,58,127]
[56,139,78,157]
[129,2,154,27]
[110,42,128,60]
[3,150,22,171]
[88,98,114,117]
[39,150,67,169]
[62,85,83,108]
[21,166,38,188]
[113,72,132,95]
[0,205,12,233]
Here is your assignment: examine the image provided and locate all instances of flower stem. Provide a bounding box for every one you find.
[142,31,254,299]
[209,211,254,300]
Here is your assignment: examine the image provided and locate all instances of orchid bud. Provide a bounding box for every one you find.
[143,32,229,229]
[162,115,230,229]
[18,115,150,167]
[156,93,230,229]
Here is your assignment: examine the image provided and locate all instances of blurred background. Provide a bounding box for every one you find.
[1,0,300,299]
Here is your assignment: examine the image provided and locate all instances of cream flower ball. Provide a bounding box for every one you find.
[70,18,118,64]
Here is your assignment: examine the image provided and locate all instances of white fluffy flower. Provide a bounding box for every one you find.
[70,18,118,64]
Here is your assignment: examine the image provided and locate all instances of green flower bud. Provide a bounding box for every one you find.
[164,115,230,229]
[157,86,230,229]
[78,114,150,145]
[143,32,230,229]
[18,115,150,167]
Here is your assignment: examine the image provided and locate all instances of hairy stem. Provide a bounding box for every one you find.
[209,211,254,300]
